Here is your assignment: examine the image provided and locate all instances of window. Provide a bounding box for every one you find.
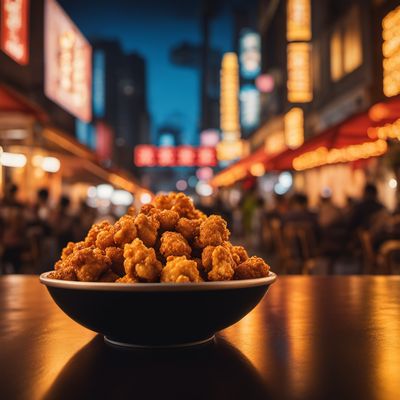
[330,6,363,82]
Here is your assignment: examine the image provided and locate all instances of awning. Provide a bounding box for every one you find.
[212,96,400,187]
[0,84,48,122]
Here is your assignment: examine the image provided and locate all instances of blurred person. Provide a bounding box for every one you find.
[265,194,288,222]
[52,196,76,253]
[318,195,342,228]
[349,184,384,231]
[250,196,265,248]
[242,188,258,236]
[0,184,26,273]
[283,193,318,229]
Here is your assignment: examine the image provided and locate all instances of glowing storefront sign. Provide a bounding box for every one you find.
[286,0,311,42]
[0,0,29,64]
[133,146,217,167]
[220,52,240,134]
[96,121,113,161]
[93,49,105,117]
[216,140,243,162]
[75,119,95,149]
[382,6,400,97]
[292,140,387,171]
[287,42,312,103]
[239,29,261,79]
[240,84,260,131]
[284,107,304,149]
[264,131,286,155]
[44,0,92,122]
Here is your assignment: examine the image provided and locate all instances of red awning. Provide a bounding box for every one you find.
[270,96,400,171]
[0,84,48,122]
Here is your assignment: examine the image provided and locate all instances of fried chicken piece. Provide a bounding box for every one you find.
[69,247,111,282]
[98,269,119,282]
[85,221,112,246]
[175,218,202,241]
[127,206,136,216]
[199,215,230,247]
[157,209,180,231]
[95,227,115,250]
[134,213,159,247]
[48,265,77,281]
[116,274,139,283]
[234,256,270,280]
[159,231,192,258]
[114,215,137,247]
[201,245,215,272]
[152,193,174,210]
[171,193,197,218]
[123,238,162,282]
[207,245,235,281]
[60,241,88,261]
[105,246,125,276]
[161,256,202,283]
[221,242,249,266]
[140,204,158,216]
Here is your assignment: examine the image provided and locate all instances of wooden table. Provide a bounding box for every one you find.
[0,275,399,400]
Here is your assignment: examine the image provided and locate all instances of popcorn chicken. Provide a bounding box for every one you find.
[152,193,174,210]
[161,256,202,283]
[159,231,191,258]
[105,246,125,276]
[114,215,137,247]
[207,245,235,281]
[85,221,112,246]
[234,256,270,280]
[116,274,139,283]
[70,247,111,282]
[123,238,162,282]
[95,228,115,250]
[199,215,230,247]
[98,269,119,282]
[175,218,202,241]
[135,213,159,247]
[48,265,77,281]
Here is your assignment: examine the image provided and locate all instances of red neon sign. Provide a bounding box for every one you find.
[1,0,29,65]
[197,147,217,167]
[134,145,157,167]
[177,145,196,166]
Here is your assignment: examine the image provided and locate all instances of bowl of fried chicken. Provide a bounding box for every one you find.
[40,192,276,348]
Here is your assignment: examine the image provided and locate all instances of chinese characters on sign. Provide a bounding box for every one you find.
[286,0,311,42]
[44,0,92,122]
[134,145,217,167]
[0,0,29,65]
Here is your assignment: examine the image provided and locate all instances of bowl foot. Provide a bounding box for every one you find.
[104,335,216,349]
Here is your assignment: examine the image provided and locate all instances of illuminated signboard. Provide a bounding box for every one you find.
[0,0,29,64]
[93,49,105,117]
[75,119,96,149]
[134,146,217,167]
[240,84,260,131]
[287,0,311,42]
[216,140,243,162]
[220,52,240,134]
[287,42,312,103]
[383,6,400,97]
[239,29,261,79]
[44,0,92,122]
[284,107,304,149]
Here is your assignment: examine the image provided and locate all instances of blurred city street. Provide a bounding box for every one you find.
[2,0,400,276]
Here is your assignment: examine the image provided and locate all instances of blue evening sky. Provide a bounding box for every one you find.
[59,0,236,144]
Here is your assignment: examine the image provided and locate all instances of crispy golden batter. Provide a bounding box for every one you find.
[135,213,159,247]
[201,245,215,272]
[98,269,119,282]
[220,242,249,266]
[114,215,137,247]
[124,238,162,282]
[157,209,180,231]
[105,246,125,276]
[161,256,202,283]
[207,245,235,281]
[171,193,196,218]
[175,218,202,241]
[95,227,115,250]
[234,256,270,280]
[159,231,191,258]
[199,215,230,247]
[116,274,139,283]
[69,247,111,282]
[48,266,77,281]
[85,221,112,246]
[152,193,174,210]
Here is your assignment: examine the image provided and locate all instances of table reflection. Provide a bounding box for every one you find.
[44,335,272,400]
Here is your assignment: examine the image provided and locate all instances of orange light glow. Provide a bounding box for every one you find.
[216,140,243,161]
[375,118,400,140]
[286,0,311,42]
[284,107,304,149]
[250,162,265,177]
[383,6,400,97]
[293,140,387,171]
[287,42,313,103]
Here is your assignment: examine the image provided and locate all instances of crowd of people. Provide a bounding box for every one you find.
[0,185,98,274]
[2,182,400,275]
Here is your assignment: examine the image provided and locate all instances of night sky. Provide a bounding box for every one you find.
[59,0,257,144]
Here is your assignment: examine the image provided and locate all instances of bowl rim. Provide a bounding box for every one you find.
[39,271,277,292]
